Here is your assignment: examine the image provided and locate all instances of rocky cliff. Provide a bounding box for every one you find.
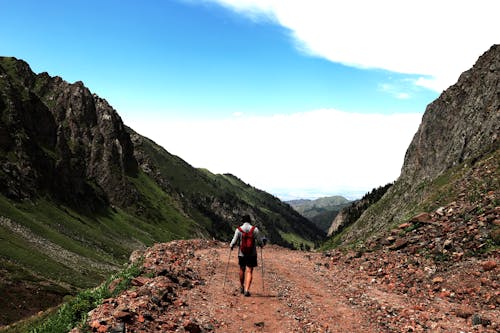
[404,46,499,183]
[0,57,138,211]
[328,44,499,246]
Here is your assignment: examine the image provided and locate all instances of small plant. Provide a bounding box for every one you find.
[433,252,450,263]
[404,222,422,233]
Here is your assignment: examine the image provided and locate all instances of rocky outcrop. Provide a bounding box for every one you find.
[0,57,139,209]
[328,209,348,237]
[334,44,499,245]
[402,44,499,184]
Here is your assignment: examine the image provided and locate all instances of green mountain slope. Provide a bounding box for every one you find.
[0,57,324,325]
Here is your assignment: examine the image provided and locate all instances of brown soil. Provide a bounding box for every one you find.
[0,281,64,326]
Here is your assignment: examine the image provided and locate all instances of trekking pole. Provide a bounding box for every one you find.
[222,248,232,291]
[260,246,264,292]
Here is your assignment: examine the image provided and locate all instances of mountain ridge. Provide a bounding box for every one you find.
[0,56,323,325]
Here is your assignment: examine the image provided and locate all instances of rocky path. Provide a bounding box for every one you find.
[83,240,498,333]
[186,246,377,332]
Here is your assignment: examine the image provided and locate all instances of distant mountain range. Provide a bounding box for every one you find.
[286,196,351,232]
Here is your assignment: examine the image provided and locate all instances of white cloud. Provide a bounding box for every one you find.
[378,82,412,99]
[396,93,410,100]
[125,109,422,199]
[204,0,499,92]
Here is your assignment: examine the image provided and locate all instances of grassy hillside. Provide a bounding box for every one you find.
[0,180,201,325]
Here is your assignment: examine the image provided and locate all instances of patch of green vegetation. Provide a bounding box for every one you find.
[0,196,125,264]
[278,230,314,249]
[433,252,450,263]
[127,170,200,238]
[1,261,143,333]
[0,178,208,306]
[403,222,423,233]
[320,231,343,250]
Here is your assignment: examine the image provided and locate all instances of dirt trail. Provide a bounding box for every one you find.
[184,246,384,333]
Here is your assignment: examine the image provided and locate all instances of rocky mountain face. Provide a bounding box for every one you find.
[0,57,323,325]
[0,58,138,210]
[403,46,499,184]
[328,44,499,247]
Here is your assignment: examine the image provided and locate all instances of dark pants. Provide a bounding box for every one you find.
[238,255,257,268]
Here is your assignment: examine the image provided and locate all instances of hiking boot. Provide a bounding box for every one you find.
[244,290,251,297]
[240,286,244,294]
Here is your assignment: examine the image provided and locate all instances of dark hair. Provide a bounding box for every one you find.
[242,215,251,223]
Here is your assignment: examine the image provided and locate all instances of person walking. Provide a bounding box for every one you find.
[230,215,266,297]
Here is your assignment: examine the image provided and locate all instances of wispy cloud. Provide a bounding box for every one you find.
[379,83,411,100]
[125,109,422,199]
[202,0,499,92]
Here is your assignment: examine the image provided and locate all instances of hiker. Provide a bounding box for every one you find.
[230,215,266,297]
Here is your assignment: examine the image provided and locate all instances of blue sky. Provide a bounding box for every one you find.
[1,0,498,199]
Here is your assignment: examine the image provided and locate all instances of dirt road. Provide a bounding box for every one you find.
[183,244,498,333]
[185,246,376,332]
